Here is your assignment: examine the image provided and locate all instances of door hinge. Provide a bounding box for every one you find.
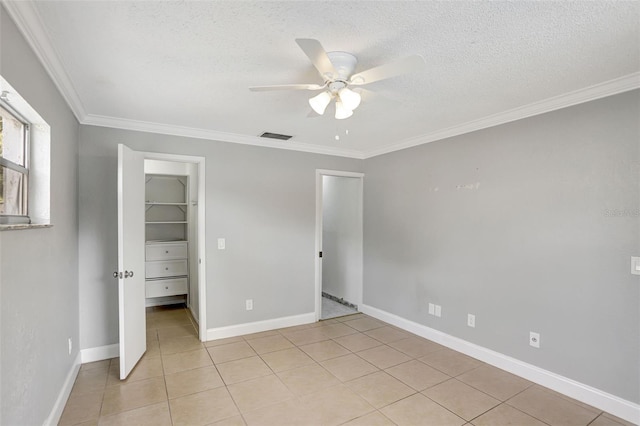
[319,251,323,258]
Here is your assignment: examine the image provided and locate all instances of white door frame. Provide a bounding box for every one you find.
[143,151,207,342]
[315,169,364,321]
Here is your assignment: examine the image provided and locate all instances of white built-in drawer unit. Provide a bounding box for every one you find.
[146,242,188,261]
[145,259,188,279]
[146,277,188,298]
[145,241,188,302]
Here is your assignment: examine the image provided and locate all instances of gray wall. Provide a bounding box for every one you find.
[3,1,638,417]
[0,7,80,425]
[78,126,363,348]
[322,175,363,305]
[363,90,640,403]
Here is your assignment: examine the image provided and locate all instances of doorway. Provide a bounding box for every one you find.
[116,145,207,379]
[315,170,364,320]
[143,152,207,341]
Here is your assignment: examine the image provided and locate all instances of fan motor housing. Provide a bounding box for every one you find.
[328,81,348,93]
[326,51,358,81]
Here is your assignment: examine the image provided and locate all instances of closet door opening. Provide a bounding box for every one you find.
[118,148,206,380]
[144,159,201,326]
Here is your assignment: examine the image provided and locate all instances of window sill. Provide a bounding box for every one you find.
[0,223,52,231]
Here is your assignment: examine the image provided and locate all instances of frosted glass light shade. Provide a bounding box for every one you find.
[309,91,332,115]
[338,88,361,111]
[335,100,353,120]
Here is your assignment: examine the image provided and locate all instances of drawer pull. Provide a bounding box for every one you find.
[165,286,169,290]
[165,250,169,254]
[165,267,169,270]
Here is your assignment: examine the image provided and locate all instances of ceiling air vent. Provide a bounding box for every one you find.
[260,132,293,141]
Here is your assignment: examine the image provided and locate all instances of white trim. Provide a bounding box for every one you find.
[80,344,119,364]
[361,304,640,425]
[315,170,365,322]
[72,73,640,160]
[363,73,640,159]
[315,172,323,322]
[84,114,365,159]
[5,0,638,159]
[316,169,365,179]
[206,312,315,341]
[196,159,207,342]
[43,352,81,426]
[141,151,207,343]
[2,0,87,123]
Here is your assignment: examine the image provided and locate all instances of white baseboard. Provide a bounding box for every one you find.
[80,344,119,364]
[207,312,316,341]
[189,305,199,325]
[360,304,640,425]
[43,352,81,426]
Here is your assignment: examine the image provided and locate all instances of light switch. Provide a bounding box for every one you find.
[428,303,435,315]
[218,238,226,250]
[632,257,640,275]
[435,305,442,318]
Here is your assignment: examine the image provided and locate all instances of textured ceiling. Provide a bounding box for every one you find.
[6,1,640,157]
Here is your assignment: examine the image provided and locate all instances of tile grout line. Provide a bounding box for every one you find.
[158,319,173,426]
[502,384,605,426]
[70,307,623,426]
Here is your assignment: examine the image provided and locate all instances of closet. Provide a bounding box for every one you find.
[117,146,205,380]
[143,159,198,315]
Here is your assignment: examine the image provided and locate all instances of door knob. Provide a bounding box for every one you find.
[124,270,134,278]
[113,271,122,279]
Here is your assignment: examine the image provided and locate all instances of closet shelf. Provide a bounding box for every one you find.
[145,202,188,206]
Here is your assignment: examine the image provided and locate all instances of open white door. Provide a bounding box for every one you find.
[117,144,146,379]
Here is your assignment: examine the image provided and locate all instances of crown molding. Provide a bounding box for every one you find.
[83,114,366,159]
[2,0,88,122]
[4,0,638,160]
[74,73,640,161]
[363,72,640,159]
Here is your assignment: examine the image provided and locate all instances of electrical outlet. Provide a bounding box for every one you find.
[434,305,442,317]
[428,303,435,315]
[246,299,253,311]
[467,314,475,328]
[529,332,540,348]
[217,238,226,250]
[68,338,73,355]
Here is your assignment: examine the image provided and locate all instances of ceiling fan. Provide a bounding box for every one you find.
[249,39,426,119]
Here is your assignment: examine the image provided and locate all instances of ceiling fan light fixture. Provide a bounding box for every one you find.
[335,100,353,120]
[338,87,361,111]
[309,91,332,115]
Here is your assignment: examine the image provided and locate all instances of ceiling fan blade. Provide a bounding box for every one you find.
[295,38,338,80]
[349,55,426,86]
[249,83,325,92]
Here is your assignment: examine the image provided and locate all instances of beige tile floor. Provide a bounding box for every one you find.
[59,305,634,426]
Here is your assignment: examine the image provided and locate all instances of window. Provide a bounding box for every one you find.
[0,75,50,229]
[0,101,30,224]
